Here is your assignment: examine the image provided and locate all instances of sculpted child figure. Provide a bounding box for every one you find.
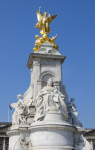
[67,98,82,127]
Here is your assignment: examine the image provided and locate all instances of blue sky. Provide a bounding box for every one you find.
[0,0,95,128]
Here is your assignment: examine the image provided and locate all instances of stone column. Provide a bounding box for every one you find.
[31,68,33,85]
[56,60,62,92]
[3,137,5,150]
[90,140,93,150]
[37,79,42,93]
[33,58,41,101]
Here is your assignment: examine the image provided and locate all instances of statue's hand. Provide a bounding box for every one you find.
[11,103,16,109]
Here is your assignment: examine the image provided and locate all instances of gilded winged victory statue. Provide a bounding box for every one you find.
[33,7,58,52]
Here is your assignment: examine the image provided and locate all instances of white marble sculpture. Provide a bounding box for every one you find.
[11,94,28,125]
[34,78,68,122]
[20,138,32,149]
[67,98,82,127]
[75,134,92,150]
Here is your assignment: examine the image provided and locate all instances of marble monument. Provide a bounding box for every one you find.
[7,7,92,150]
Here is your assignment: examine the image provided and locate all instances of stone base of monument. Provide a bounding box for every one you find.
[7,125,30,150]
[29,124,76,150]
[29,112,76,150]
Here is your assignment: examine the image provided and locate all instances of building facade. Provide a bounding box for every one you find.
[84,129,95,150]
[0,123,11,150]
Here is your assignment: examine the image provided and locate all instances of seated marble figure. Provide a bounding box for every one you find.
[34,78,68,121]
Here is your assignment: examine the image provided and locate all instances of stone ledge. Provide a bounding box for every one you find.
[27,53,66,69]
[29,124,77,132]
[30,145,75,149]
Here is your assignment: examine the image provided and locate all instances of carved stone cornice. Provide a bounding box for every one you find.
[27,53,66,69]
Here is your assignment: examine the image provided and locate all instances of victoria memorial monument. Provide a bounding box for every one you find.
[7,7,92,150]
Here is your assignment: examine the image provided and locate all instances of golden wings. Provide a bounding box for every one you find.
[35,7,58,35]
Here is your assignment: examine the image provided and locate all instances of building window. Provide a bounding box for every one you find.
[0,144,2,150]
[6,144,9,150]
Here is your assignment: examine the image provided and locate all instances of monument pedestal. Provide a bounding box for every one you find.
[29,126,75,150]
[27,42,66,102]
[29,111,76,150]
[7,125,30,150]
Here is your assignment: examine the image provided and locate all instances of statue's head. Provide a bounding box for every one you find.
[70,98,75,102]
[44,12,48,16]
[47,78,53,87]
[35,35,39,39]
[17,94,22,100]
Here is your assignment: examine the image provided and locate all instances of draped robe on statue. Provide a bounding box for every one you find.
[34,86,68,122]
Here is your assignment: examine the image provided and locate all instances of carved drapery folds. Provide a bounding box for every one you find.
[34,78,68,122]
